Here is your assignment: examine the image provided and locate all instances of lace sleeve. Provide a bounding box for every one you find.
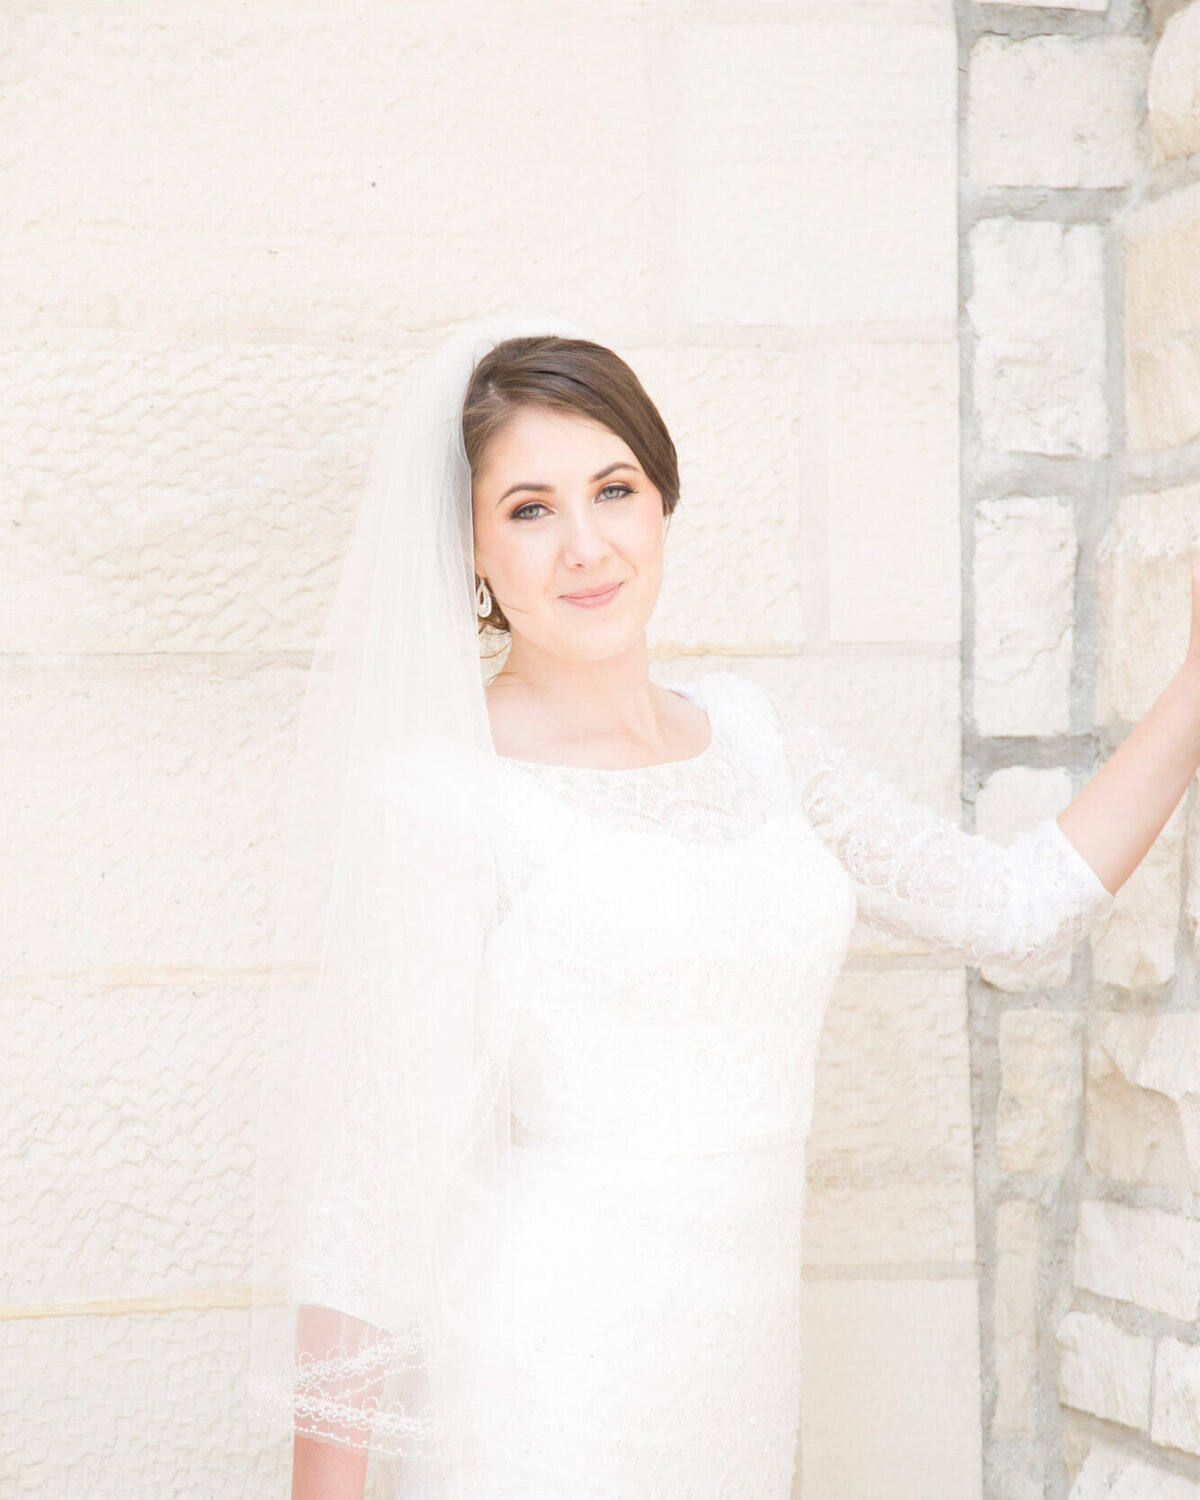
[769,694,1114,971]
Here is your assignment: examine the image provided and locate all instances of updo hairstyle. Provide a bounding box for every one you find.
[462,335,680,633]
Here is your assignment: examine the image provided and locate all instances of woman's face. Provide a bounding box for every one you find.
[471,405,666,663]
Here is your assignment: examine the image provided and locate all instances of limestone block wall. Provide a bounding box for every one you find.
[962,1,1200,1497]
[1,4,974,1498]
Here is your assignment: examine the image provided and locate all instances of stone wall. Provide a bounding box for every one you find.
[962,1,1200,1496]
[0,3,974,1498]
[6,3,1189,1496]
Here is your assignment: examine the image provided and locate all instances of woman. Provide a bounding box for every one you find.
[251,315,1200,1500]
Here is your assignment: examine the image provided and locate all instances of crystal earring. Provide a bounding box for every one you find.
[476,576,492,618]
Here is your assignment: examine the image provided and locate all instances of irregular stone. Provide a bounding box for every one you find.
[969,219,1108,458]
[1091,801,1186,990]
[973,498,1076,737]
[1085,1013,1200,1195]
[1125,185,1200,453]
[1149,3,1200,164]
[1069,1441,1200,1499]
[1074,1199,1200,1321]
[1056,1310,1152,1430]
[993,1200,1041,1439]
[976,768,1075,991]
[997,1009,1080,1176]
[969,36,1148,189]
[1096,486,1200,724]
[1153,1338,1200,1457]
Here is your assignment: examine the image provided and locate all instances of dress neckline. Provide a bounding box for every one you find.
[492,677,718,775]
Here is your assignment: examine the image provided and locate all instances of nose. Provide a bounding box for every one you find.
[560,502,611,569]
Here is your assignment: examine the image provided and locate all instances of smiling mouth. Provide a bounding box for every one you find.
[560,582,623,607]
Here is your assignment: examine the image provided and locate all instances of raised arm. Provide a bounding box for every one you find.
[772,556,1200,971]
[775,698,1113,971]
[1057,555,1200,894]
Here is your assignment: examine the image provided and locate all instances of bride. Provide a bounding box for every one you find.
[250,314,1200,1500]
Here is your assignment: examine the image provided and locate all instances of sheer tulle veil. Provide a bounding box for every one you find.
[248,312,589,1493]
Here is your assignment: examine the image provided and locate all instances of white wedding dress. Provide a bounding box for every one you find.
[391,668,1110,1499]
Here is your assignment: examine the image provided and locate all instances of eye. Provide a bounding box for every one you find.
[598,483,634,501]
[510,501,550,521]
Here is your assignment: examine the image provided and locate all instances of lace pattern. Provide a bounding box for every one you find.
[287,668,1113,1497]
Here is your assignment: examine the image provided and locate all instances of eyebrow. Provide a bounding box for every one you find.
[497,461,640,506]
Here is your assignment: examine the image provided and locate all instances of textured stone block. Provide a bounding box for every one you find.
[0,1307,286,1499]
[1056,1310,1152,1430]
[1153,1337,1200,1457]
[0,336,417,653]
[805,970,976,1267]
[1125,185,1200,453]
[677,20,956,327]
[0,332,812,658]
[826,342,960,646]
[1069,1442,1200,1500]
[1091,800,1185,989]
[2,983,280,1305]
[1097,486,1200,724]
[1149,4,1200,164]
[968,36,1147,189]
[993,1199,1041,1439]
[1086,1013,1200,1195]
[997,1009,1080,1175]
[801,1279,983,1500]
[969,220,1108,458]
[973,498,1076,737]
[1074,1199,1200,1322]
[0,12,654,337]
[0,656,304,980]
[632,346,807,652]
[977,768,1075,990]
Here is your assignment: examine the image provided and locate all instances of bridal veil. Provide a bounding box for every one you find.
[248,312,587,1493]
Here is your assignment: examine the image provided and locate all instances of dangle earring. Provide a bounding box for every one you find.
[476,576,493,619]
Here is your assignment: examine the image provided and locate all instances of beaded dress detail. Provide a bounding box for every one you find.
[393,669,1112,1499]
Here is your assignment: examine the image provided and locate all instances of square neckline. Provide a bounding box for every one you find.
[491,678,717,775]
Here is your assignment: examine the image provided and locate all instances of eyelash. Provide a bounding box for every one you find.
[510,483,634,521]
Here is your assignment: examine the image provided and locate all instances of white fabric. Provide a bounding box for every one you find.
[357,667,1112,1498]
[247,314,591,1484]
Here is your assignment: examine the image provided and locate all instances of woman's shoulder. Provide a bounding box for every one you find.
[672,667,782,723]
[666,669,795,771]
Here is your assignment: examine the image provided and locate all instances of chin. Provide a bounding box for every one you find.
[540,612,651,664]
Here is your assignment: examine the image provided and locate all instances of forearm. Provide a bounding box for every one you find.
[291,1433,369,1500]
[1058,660,1200,895]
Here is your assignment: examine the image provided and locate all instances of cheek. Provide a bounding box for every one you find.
[485,526,558,595]
[625,505,665,574]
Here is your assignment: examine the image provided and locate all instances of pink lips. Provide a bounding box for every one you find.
[560,582,622,608]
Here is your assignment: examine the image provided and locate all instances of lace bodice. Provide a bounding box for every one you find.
[302,667,1112,1499]
[494,668,1111,972]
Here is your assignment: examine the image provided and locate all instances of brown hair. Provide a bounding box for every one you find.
[462,335,680,633]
